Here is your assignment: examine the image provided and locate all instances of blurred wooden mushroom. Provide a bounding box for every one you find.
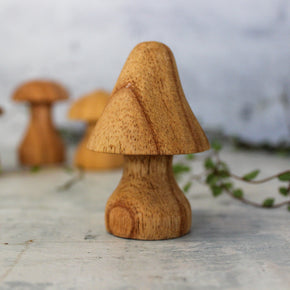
[12,80,69,166]
[88,42,210,240]
[68,90,123,170]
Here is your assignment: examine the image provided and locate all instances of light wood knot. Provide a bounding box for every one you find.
[107,206,134,238]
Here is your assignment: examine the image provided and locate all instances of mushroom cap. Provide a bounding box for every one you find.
[12,80,69,103]
[68,90,109,122]
[88,41,210,155]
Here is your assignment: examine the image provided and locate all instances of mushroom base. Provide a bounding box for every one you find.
[75,123,123,170]
[105,155,192,240]
[19,104,65,166]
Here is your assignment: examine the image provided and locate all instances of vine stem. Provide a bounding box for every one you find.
[213,152,290,209]
[57,168,84,191]
[183,149,290,210]
[186,174,290,209]
[231,170,290,184]
[212,150,290,185]
[222,185,290,209]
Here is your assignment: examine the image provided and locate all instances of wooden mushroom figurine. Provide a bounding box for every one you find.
[88,41,210,240]
[68,90,123,170]
[12,80,68,166]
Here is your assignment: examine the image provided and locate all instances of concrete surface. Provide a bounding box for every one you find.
[1,0,290,146]
[0,147,289,289]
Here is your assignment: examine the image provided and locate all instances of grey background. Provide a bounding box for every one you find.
[0,0,289,148]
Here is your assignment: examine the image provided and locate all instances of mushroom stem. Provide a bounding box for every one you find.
[75,122,123,170]
[19,103,65,166]
[105,155,192,240]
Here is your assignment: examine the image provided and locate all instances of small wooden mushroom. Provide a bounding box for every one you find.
[88,41,210,240]
[68,90,123,170]
[12,80,68,166]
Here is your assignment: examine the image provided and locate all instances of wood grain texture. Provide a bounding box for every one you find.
[106,155,191,240]
[74,122,123,170]
[18,104,65,166]
[88,41,210,155]
[87,41,210,240]
[1,148,290,289]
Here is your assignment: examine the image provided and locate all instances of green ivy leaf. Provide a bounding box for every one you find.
[278,172,290,181]
[173,164,190,176]
[243,170,260,181]
[211,140,222,152]
[204,158,215,169]
[186,154,195,160]
[218,170,230,178]
[233,188,243,199]
[263,198,275,208]
[224,182,233,189]
[206,173,219,185]
[219,161,229,171]
[279,187,289,196]
[211,185,223,197]
[288,205,290,212]
[183,182,192,193]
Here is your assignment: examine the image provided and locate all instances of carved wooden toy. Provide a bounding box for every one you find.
[12,80,69,166]
[88,41,210,240]
[68,90,123,170]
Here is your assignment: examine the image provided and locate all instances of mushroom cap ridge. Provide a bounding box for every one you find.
[88,41,210,155]
[12,80,69,103]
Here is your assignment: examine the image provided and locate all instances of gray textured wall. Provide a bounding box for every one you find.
[0,0,289,148]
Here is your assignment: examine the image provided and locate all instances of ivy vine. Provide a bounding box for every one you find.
[173,141,290,211]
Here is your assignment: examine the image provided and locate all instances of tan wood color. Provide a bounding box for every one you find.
[69,90,123,170]
[88,42,209,155]
[74,122,123,170]
[88,41,210,240]
[13,80,68,166]
[68,90,109,122]
[18,104,65,166]
[106,155,191,240]
[13,80,68,103]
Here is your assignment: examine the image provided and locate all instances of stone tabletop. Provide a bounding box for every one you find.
[0,147,289,290]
